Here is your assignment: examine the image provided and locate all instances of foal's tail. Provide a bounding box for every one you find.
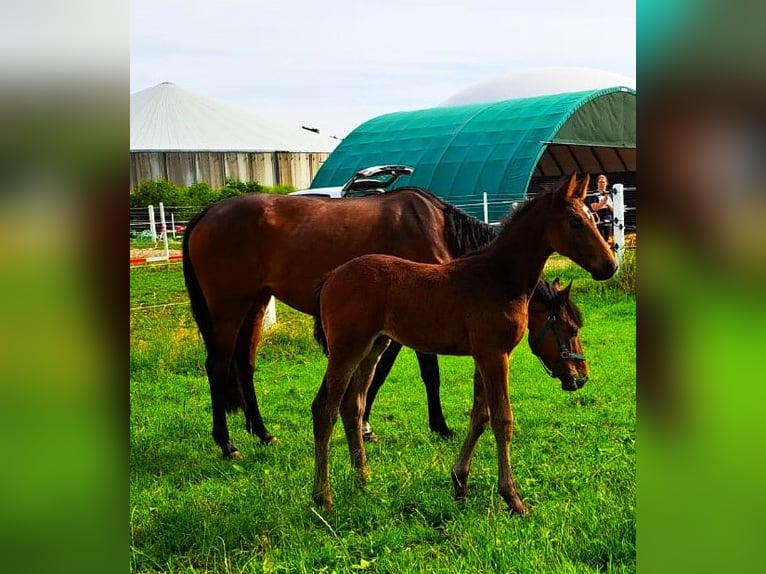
[312,274,330,356]
[182,206,216,353]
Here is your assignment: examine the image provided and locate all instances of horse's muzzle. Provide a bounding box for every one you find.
[591,260,618,281]
[561,374,588,391]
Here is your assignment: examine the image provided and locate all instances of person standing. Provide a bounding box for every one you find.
[589,174,614,242]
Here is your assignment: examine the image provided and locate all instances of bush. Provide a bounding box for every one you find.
[184,182,217,206]
[265,184,297,196]
[220,178,264,197]
[130,179,182,209]
[130,178,291,209]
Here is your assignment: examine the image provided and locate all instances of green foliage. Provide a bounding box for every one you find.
[220,177,265,197]
[545,246,636,303]
[130,178,294,209]
[130,262,635,573]
[183,182,216,206]
[614,246,636,293]
[266,183,297,196]
[130,179,182,209]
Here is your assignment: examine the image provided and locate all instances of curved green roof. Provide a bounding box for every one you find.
[312,87,635,221]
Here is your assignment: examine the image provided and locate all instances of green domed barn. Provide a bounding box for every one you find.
[311,85,635,222]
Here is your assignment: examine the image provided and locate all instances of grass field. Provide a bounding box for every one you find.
[130,253,635,573]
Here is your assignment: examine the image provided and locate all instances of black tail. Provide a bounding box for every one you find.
[183,205,249,413]
[182,206,217,354]
[312,274,329,356]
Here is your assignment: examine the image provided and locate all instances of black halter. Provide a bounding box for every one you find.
[528,313,586,378]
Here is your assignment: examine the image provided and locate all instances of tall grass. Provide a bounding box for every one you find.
[130,260,635,573]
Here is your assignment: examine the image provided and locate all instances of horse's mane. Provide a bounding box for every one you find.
[532,278,584,327]
[484,175,579,249]
[389,186,497,257]
[498,176,570,227]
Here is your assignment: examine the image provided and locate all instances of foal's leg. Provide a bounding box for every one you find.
[362,340,403,441]
[476,353,525,515]
[312,373,346,510]
[236,296,277,445]
[311,374,334,508]
[416,352,452,438]
[341,338,391,485]
[311,349,365,509]
[451,367,489,499]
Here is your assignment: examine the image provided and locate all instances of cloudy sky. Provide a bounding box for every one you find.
[131,0,635,138]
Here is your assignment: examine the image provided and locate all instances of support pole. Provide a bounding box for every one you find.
[611,184,626,265]
[148,205,156,242]
[159,202,169,260]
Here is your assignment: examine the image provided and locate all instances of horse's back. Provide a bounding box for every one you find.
[188,190,450,253]
[185,191,453,314]
[319,253,477,355]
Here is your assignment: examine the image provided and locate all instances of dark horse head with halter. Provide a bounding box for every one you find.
[527,278,587,391]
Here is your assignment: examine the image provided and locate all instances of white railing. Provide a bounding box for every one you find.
[611,184,626,265]
[456,185,633,264]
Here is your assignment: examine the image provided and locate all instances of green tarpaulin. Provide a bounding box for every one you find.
[312,87,635,221]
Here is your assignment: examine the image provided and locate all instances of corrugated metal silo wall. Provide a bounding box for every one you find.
[130,151,329,191]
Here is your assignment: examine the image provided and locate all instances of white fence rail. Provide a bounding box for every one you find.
[130,203,277,330]
[131,187,636,322]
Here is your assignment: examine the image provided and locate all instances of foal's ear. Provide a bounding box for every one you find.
[562,173,579,200]
[554,281,573,309]
[561,173,588,201]
[576,174,590,200]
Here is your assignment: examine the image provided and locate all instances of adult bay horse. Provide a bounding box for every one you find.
[183,186,498,457]
[310,173,617,514]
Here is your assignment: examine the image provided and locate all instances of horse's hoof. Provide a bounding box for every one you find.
[223,449,242,459]
[451,472,469,500]
[363,431,378,442]
[362,422,378,442]
[260,435,279,446]
[508,498,527,516]
[313,492,333,510]
[430,421,453,439]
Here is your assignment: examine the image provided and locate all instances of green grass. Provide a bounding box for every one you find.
[130,258,635,573]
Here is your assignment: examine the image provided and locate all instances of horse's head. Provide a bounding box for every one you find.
[527,278,588,391]
[547,173,618,281]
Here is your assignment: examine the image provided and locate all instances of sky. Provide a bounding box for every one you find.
[130,0,635,139]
